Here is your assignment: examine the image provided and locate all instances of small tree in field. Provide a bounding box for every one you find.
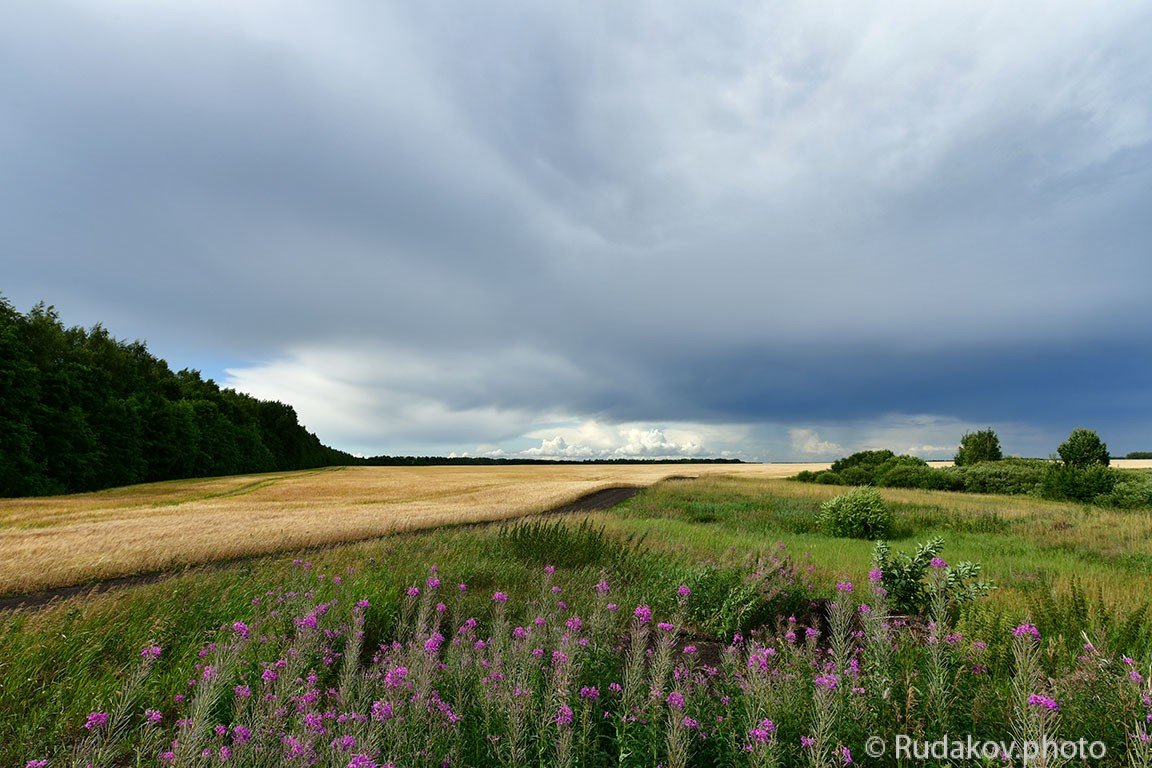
[1057,428,1110,468]
[954,429,1002,466]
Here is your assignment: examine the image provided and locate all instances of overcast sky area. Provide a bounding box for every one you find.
[3,1,1151,461]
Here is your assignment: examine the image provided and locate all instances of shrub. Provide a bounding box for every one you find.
[1057,428,1110,468]
[873,454,928,481]
[876,465,964,491]
[1040,464,1117,503]
[956,458,1048,495]
[1125,452,1152,460]
[872,538,994,616]
[830,449,895,476]
[1094,471,1152,509]
[838,466,872,485]
[954,428,1003,466]
[814,471,842,485]
[818,486,892,539]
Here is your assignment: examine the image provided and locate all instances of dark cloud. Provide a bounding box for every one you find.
[3,1,1150,458]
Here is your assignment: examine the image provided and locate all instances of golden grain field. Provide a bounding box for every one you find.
[0,463,826,596]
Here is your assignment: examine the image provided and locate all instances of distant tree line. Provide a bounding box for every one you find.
[791,427,1152,509]
[0,298,354,497]
[360,456,743,466]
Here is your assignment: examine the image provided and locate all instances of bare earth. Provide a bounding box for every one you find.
[0,463,828,596]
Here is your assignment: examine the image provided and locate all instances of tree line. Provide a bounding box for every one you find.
[0,298,354,497]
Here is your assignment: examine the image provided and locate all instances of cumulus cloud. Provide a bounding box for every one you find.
[789,429,843,456]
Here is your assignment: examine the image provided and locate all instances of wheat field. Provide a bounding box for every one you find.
[0,463,825,596]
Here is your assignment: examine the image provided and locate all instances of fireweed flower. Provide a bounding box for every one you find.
[371,700,395,721]
[427,576,440,589]
[1028,694,1059,711]
[677,584,692,598]
[839,745,854,764]
[835,581,853,593]
[683,716,699,728]
[595,580,611,594]
[580,686,600,700]
[658,622,675,633]
[141,645,162,659]
[493,591,509,603]
[748,719,777,744]
[666,691,686,710]
[869,568,884,582]
[566,616,583,632]
[544,565,556,575]
[930,557,948,569]
[25,761,49,768]
[406,587,420,598]
[814,673,840,691]
[231,621,250,639]
[145,708,163,724]
[555,704,574,726]
[634,605,653,624]
[1013,623,1041,639]
[84,711,109,730]
[234,684,251,698]
[801,736,816,748]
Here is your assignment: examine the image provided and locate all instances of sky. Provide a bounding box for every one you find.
[3,0,1151,461]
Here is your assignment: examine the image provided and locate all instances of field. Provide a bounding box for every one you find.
[4,464,1152,766]
[0,463,821,597]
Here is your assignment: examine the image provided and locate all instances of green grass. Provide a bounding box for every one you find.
[2,473,1151,762]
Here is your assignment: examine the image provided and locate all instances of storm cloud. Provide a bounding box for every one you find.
[3,0,1150,459]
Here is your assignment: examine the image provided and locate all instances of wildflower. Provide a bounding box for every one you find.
[534,616,546,626]
[406,586,420,598]
[677,584,692,598]
[458,582,468,592]
[608,682,623,693]
[666,691,686,710]
[930,557,948,569]
[141,645,162,659]
[262,668,278,684]
[595,580,611,594]
[580,686,600,700]
[748,719,777,744]
[801,735,816,748]
[436,602,447,613]
[858,603,871,614]
[839,745,854,764]
[683,645,697,655]
[84,711,109,730]
[868,568,883,582]
[683,716,699,728]
[427,576,440,589]
[835,581,853,593]
[493,591,509,603]
[384,666,408,688]
[424,632,445,656]
[1012,623,1041,639]
[544,565,556,575]
[634,605,653,624]
[513,626,529,640]
[607,603,619,612]
[552,585,563,594]
[356,599,370,610]
[371,700,395,721]
[658,622,675,633]
[1027,694,1059,711]
[145,708,163,724]
[566,616,583,632]
[555,704,574,726]
[25,761,49,768]
[347,756,378,768]
[814,673,839,691]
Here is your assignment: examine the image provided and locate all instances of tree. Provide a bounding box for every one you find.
[1057,428,1110,468]
[954,429,1003,466]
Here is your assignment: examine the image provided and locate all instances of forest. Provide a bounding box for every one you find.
[0,297,354,497]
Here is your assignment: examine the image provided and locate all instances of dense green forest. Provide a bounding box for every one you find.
[0,297,354,497]
[360,456,743,466]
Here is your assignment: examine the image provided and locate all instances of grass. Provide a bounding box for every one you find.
[3,468,1152,764]
[0,463,822,596]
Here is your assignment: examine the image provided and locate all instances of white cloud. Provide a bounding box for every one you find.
[788,428,843,456]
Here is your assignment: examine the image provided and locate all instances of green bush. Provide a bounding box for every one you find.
[1125,452,1152,460]
[876,465,964,491]
[954,428,1003,466]
[838,466,872,485]
[956,457,1048,495]
[1040,464,1118,503]
[830,449,896,475]
[818,486,892,539]
[814,471,842,485]
[1094,471,1152,509]
[872,538,994,616]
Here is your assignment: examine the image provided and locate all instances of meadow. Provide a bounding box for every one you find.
[3,466,1152,766]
